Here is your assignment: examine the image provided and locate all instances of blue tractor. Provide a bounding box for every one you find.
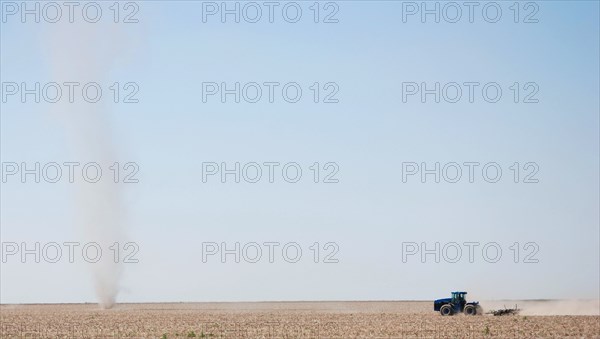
[434,291,481,316]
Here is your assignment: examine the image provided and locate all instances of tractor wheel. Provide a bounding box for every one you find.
[464,305,477,316]
[440,304,453,316]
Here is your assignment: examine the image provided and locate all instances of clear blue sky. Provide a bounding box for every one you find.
[1,1,599,303]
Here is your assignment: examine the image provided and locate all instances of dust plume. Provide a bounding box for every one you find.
[482,300,600,316]
[42,20,134,309]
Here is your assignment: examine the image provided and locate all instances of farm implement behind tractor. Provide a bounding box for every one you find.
[487,305,521,316]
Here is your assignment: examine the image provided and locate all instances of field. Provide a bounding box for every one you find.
[1,301,598,338]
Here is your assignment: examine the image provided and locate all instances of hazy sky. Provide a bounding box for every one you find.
[1,1,599,304]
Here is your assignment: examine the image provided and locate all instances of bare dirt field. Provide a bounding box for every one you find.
[1,301,598,338]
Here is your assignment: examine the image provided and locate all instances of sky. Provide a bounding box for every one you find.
[0,1,599,304]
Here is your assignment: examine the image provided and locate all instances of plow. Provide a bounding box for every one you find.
[487,305,520,316]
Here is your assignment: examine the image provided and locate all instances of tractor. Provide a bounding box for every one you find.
[434,291,481,316]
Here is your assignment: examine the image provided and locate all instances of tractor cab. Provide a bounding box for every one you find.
[451,292,467,311]
[451,292,466,303]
